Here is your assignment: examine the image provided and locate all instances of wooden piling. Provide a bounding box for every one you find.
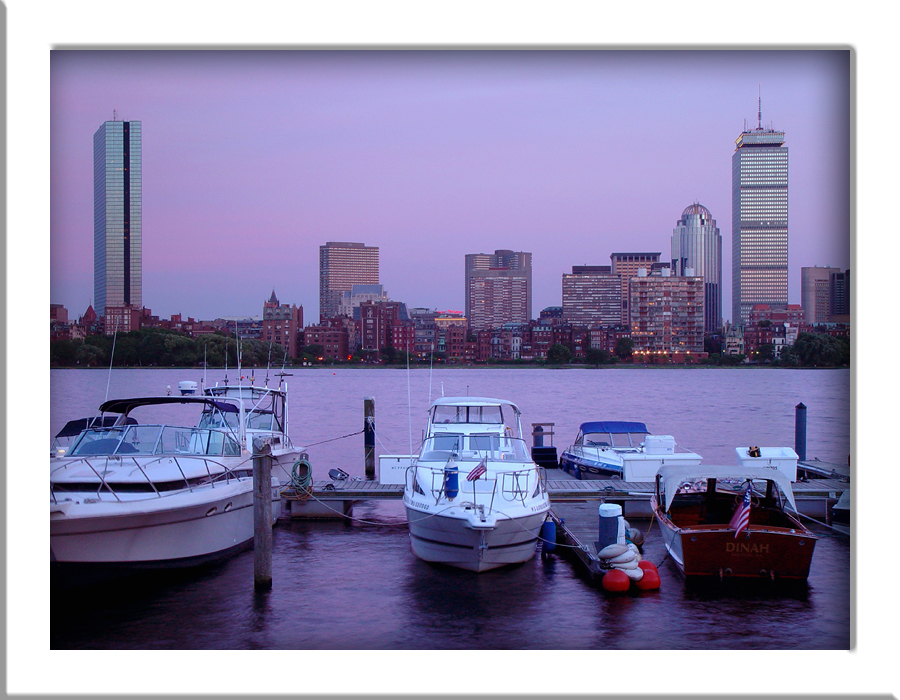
[252,439,273,591]
[364,396,375,478]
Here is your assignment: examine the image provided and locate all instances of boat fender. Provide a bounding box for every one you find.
[608,550,637,565]
[601,569,630,593]
[612,557,640,570]
[626,528,645,547]
[623,566,644,581]
[626,542,641,555]
[597,543,628,559]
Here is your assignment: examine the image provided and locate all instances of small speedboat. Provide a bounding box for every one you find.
[651,464,817,580]
[403,397,551,572]
[50,395,283,570]
[560,421,702,481]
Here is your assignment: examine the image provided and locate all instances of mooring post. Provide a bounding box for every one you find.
[252,439,273,591]
[795,402,807,461]
[364,396,375,478]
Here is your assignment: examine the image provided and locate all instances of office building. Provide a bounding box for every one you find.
[830,269,850,319]
[800,266,835,325]
[732,100,788,326]
[629,268,705,355]
[801,266,851,324]
[671,203,722,334]
[610,253,661,325]
[94,116,142,323]
[338,284,389,319]
[561,266,621,326]
[465,249,532,331]
[319,242,379,321]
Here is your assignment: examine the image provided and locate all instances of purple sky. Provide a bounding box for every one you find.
[51,50,851,322]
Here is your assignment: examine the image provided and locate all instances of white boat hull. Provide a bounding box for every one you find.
[405,506,548,572]
[51,479,279,568]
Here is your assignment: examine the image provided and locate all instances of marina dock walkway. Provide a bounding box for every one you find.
[290,467,849,520]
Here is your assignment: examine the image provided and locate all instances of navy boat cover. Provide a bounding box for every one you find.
[579,421,649,434]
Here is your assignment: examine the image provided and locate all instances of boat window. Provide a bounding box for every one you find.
[609,432,633,448]
[246,411,275,430]
[69,428,126,456]
[465,435,529,461]
[432,405,503,424]
[582,432,610,447]
[116,425,162,454]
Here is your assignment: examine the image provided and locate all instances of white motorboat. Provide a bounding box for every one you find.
[201,377,305,486]
[50,395,284,570]
[403,397,551,572]
[560,421,702,481]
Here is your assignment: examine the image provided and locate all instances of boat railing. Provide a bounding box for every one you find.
[414,461,539,511]
[50,453,247,503]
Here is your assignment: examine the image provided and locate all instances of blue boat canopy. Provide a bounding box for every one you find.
[579,421,649,434]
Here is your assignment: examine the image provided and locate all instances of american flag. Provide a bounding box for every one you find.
[729,484,752,538]
[467,458,487,481]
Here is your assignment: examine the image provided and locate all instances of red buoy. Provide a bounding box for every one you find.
[635,569,661,590]
[602,569,631,592]
[637,560,658,575]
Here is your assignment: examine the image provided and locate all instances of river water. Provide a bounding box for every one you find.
[49,367,851,658]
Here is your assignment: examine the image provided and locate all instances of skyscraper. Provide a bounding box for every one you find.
[609,252,660,325]
[561,266,621,326]
[465,249,532,331]
[731,99,788,326]
[800,266,835,325]
[94,116,142,319]
[671,202,722,334]
[318,242,380,322]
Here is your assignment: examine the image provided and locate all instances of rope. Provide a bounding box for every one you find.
[302,428,365,448]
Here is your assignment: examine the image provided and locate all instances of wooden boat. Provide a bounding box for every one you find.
[651,464,817,580]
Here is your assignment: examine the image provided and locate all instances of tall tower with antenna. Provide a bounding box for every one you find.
[731,92,788,326]
[94,114,142,327]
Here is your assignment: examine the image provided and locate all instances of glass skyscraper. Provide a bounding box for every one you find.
[671,202,722,334]
[731,111,788,327]
[93,118,142,316]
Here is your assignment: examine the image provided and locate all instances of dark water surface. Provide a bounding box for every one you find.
[50,367,851,651]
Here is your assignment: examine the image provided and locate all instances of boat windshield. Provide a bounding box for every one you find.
[581,430,649,448]
[432,404,503,425]
[68,425,241,457]
[419,433,529,462]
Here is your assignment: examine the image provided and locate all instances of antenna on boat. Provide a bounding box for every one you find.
[264,341,274,387]
[428,343,434,404]
[407,337,413,458]
[235,321,242,382]
[104,316,119,402]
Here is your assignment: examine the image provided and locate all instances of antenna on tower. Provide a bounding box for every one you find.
[757,84,762,130]
[113,108,119,122]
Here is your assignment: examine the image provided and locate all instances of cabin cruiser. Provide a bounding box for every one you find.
[50,395,283,570]
[651,464,817,580]
[560,421,702,481]
[201,378,304,485]
[403,397,550,572]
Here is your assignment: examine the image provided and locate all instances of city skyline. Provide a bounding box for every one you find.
[51,50,851,323]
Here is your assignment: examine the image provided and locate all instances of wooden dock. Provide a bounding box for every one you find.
[282,469,849,521]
